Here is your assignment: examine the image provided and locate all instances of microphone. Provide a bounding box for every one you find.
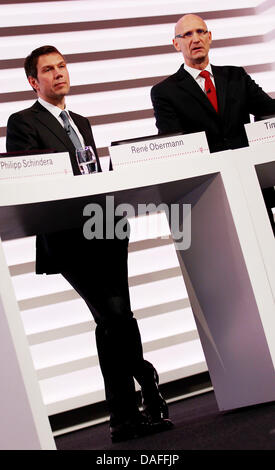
[206,89,211,94]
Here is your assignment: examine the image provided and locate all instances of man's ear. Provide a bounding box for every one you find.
[28,76,39,93]
[172,38,181,52]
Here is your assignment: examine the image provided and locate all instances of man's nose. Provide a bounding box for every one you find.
[192,32,201,41]
[54,67,63,77]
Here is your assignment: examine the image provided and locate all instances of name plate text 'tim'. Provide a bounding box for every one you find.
[245,117,275,146]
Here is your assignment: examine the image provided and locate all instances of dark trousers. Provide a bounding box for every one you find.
[44,227,153,423]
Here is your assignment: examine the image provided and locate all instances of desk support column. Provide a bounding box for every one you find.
[171,173,275,411]
[0,238,56,450]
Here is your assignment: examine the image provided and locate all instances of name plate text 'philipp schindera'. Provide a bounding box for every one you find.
[0,152,73,181]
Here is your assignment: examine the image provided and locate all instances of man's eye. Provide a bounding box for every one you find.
[184,32,192,38]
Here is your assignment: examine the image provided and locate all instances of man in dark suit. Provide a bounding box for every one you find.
[151,14,275,232]
[6,46,173,442]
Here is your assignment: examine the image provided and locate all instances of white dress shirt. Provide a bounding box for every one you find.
[184,63,216,94]
[38,97,85,148]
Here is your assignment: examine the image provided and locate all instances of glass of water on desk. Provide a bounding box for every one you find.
[76,146,97,174]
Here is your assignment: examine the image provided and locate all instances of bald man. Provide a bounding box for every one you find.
[151,14,275,231]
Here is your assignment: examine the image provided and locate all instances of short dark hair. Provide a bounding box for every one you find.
[24,45,65,79]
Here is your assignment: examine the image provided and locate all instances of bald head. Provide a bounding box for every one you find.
[173,14,212,70]
[174,14,208,37]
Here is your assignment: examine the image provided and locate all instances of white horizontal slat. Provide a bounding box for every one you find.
[30,331,97,371]
[211,39,275,66]
[145,339,207,383]
[147,339,206,376]
[10,225,179,299]
[92,117,157,148]
[2,215,171,269]
[0,54,183,94]
[12,273,71,301]
[0,24,174,60]
[1,69,275,129]
[12,271,187,312]
[30,309,195,372]
[138,308,197,343]
[0,137,7,152]
[40,365,105,414]
[40,338,207,414]
[2,35,275,96]
[70,69,275,120]
[250,71,275,94]
[130,276,188,311]
[0,0,262,28]
[19,239,181,337]
[0,100,35,128]
[1,12,275,60]
[2,236,35,265]
[24,301,192,346]
[67,87,152,117]
[0,87,152,128]
[28,322,94,348]
[128,243,179,276]
[21,299,92,336]
[128,213,171,242]
[11,70,275,122]
[63,40,275,82]
[0,68,29,94]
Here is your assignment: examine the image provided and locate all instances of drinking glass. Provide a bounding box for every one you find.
[76,146,97,174]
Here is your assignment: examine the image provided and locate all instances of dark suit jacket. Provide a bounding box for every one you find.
[6,100,102,274]
[6,100,101,174]
[151,64,275,153]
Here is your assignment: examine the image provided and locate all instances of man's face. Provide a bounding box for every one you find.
[173,15,212,67]
[28,52,70,106]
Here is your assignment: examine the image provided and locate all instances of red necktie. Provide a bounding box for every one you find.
[199,70,218,113]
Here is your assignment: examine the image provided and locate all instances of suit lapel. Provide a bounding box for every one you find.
[175,64,227,118]
[30,101,101,173]
[31,101,76,154]
[212,65,228,118]
[175,64,218,117]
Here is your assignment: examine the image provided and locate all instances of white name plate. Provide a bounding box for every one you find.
[245,118,275,146]
[109,132,210,168]
[0,152,73,181]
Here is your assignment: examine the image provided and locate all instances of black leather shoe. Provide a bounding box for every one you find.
[110,412,153,443]
[139,363,174,430]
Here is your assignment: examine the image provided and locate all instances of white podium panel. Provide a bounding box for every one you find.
[0,240,56,450]
[172,171,275,410]
[234,144,275,340]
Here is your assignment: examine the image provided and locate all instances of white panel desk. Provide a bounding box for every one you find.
[0,144,274,449]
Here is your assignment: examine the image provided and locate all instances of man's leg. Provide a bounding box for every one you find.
[45,229,172,439]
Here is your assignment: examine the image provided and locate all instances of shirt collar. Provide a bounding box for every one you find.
[38,97,68,119]
[184,62,213,80]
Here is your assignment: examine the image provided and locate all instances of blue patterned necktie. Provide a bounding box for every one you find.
[60,110,82,149]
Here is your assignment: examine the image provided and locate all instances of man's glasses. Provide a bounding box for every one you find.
[175,29,208,40]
